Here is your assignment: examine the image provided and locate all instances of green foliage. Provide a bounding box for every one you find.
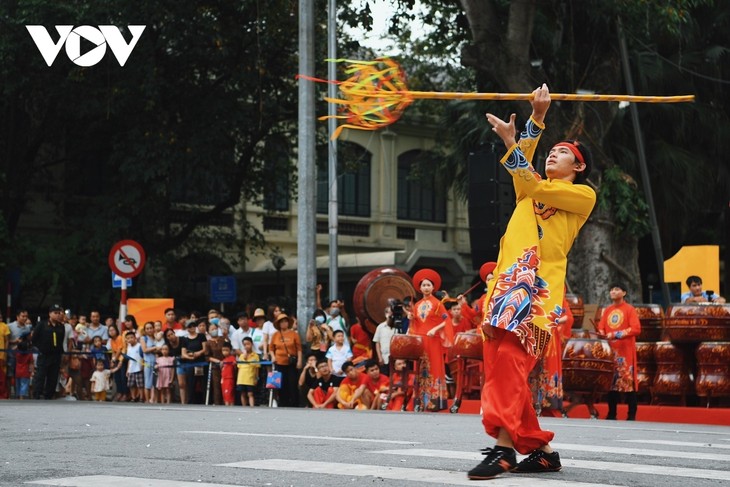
[596,166,651,238]
[0,0,310,307]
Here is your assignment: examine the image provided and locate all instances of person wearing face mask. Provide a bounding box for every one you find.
[205,321,226,405]
[306,310,333,361]
[326,301,350,347]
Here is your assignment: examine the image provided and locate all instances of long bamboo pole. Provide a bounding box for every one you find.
[341,89,695,103]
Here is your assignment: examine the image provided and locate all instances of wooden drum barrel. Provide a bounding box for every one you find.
[663,304,730,343]
[562,335,615,393]
[635,304,664,342]
[695,342,730,398]
[353,267,416,335]
[451,332,483,360]
[635,342,657,394]
[565,293,584,329]
[652,341,692,395]
[389,335,424,361]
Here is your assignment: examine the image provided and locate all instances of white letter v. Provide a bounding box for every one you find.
[26,26,73,66]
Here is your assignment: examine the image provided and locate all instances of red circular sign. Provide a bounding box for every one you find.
[108,240,146,278]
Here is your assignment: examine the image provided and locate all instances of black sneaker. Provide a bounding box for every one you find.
[467,446,516,480]
[512,449,562,473]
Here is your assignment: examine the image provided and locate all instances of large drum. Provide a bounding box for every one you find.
[663,304,730,343]
[565,293,584,329]
[635,342,657,395]
[450,332,483,360]
[353,267,416,335]
[652,341,692,396]
[594,304,664,341]
[695,342,730,398]
[635,304,664,342]
[389,335,424,361]
[562,334,615,393]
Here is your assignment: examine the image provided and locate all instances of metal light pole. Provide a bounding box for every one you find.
[297,0,316,340]
[617,18,671,306]
[327,0,339,303]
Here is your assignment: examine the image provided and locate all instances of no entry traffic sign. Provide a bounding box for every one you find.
[108,240,146,278]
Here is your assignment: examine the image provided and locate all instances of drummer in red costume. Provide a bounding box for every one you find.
[529,290,574,416]
[468,84,596,480]
[459,262,497,328]
[409,268,453,411]
[596,283,641,421]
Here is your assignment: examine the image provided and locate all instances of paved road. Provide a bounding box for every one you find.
[1,401,729,487]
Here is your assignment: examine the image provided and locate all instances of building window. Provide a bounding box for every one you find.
[263,216,288,231]
[397,226,416,240]
[397,150,446,223]
[317,142,371,217]
[316,220,370,236]
[263,162,290,212]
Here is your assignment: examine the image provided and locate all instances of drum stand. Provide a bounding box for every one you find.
[449,357,483,413]
[387,358,421,412]
[562,389,603,419]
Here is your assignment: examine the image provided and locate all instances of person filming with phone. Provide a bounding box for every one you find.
[681,275,725,303]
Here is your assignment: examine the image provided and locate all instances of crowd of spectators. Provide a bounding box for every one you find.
[0,293,417,411]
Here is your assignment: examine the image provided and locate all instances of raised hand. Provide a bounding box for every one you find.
[530,83,551,124]
[485,112,517,149]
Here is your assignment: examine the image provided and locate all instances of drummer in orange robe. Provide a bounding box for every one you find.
[529,292,574,416]
[596,283,641,421]
[349,320,373,365]
[409,268,453,411]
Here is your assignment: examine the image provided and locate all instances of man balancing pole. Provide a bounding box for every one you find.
[467,84,596,480]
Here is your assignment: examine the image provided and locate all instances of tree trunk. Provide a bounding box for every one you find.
[569,206,642,305]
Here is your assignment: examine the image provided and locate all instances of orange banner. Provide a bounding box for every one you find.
[127,298,174,326]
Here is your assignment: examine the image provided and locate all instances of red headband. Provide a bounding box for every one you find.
[553,142,585,166]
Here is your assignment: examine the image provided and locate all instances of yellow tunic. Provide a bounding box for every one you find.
[481,118,596,356]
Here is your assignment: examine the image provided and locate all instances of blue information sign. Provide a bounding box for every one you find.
[112,272,133,288]
[210,275,237,303]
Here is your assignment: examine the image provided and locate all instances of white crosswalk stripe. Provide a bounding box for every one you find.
[617,439,730,450]
[551,442,730,461]
[184,430,420,444]
[371,448,730,482]
[219,458,625,487]
[26,476,249,487]
[26,433,730,487]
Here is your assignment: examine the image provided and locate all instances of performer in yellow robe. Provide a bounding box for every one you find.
[468,84,596,480]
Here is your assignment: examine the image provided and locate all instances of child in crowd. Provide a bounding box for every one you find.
[155,344,175,404]
[15,339,33,399]
[124,331,144,402]
[154,321,165,344]
[237,337,260,407]
[75,322,89,349]
[140,321,159,404]
[326,330,352,378]
[57,365,75,400]
[387,358,415,411]
[89,360,111,402]
[218,342,237,406]
[90,335,109,369]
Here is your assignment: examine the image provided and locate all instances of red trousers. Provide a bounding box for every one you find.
[481,327,554,454]
[312,387,336,408]
[221,378,235,404]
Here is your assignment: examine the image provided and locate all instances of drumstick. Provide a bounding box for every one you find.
[458,281,484,298]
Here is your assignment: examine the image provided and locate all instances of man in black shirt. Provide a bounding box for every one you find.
[307,359,340,408]
[32,304,66,399]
